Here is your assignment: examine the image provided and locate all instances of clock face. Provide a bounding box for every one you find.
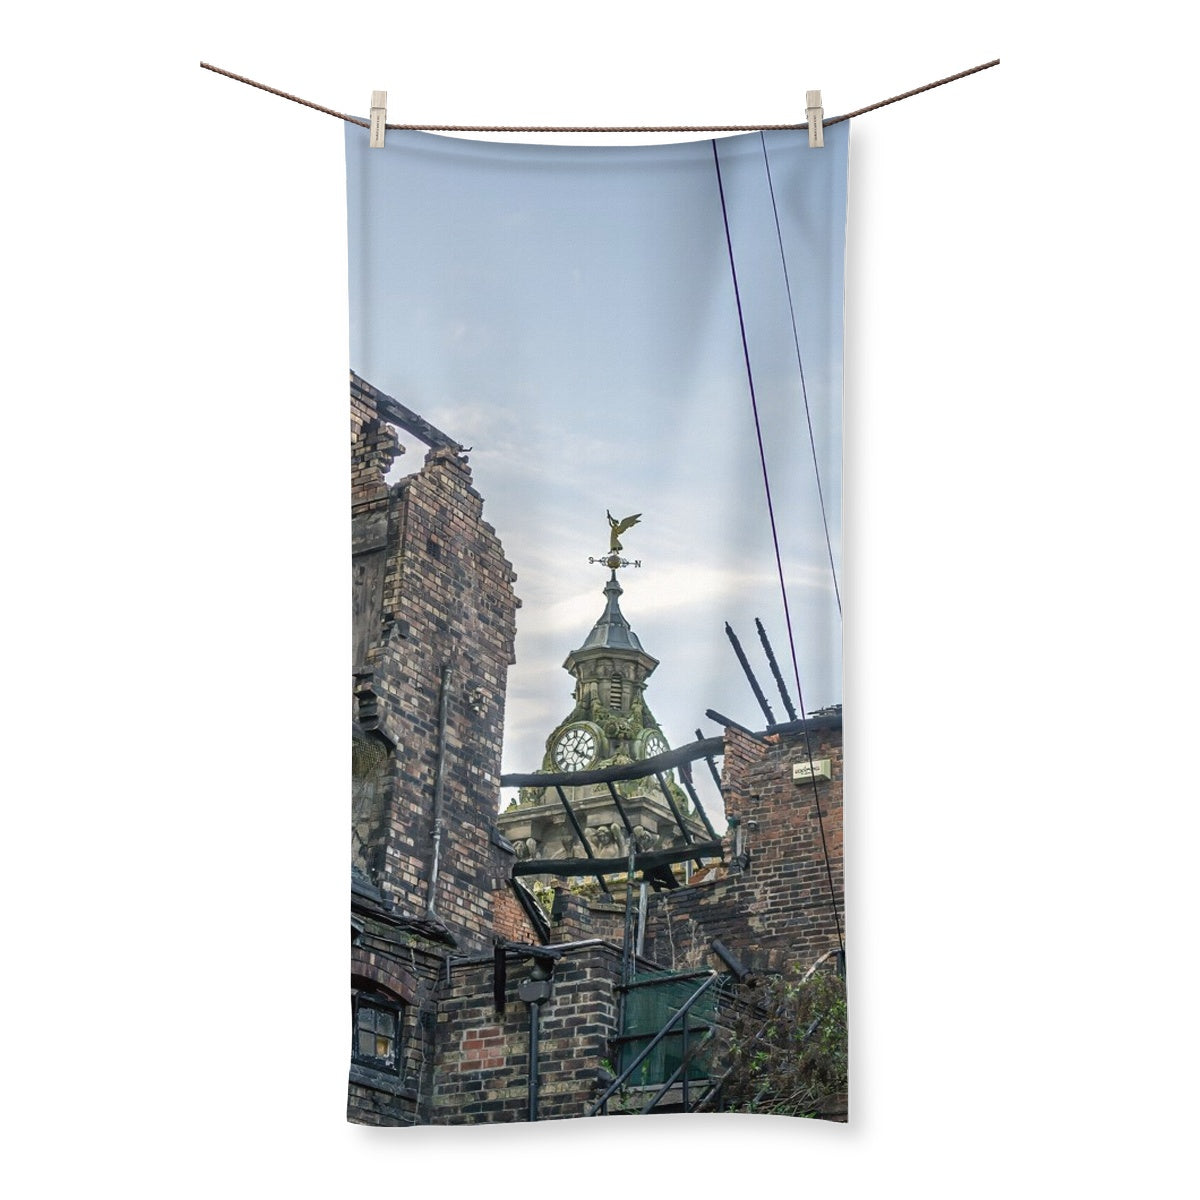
[552,724,599,771]
[642,730,669,760]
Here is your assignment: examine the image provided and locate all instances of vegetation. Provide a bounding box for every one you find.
[717,960,848,1118]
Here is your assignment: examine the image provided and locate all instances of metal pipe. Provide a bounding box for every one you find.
[710,938,752,982]
[426,661,452,917]
[620,826,637,989]
[528,1000,540,1122]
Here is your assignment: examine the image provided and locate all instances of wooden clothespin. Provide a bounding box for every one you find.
[806,90,824,148]
[370,91,387,148]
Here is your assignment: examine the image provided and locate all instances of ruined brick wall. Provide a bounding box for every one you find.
[642,723,844,975]
[351,373,520,954]
[433,943,622,1123]
[491,885,541,944]
[738,724,843,960]
[348,939,443,1126]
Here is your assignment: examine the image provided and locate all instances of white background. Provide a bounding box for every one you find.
[3,3,1196,1196]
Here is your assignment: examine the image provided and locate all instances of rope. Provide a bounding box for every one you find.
[711,138,844,954]
[199,62,369,128]
[758,131,842,619]
[199,58,998,133]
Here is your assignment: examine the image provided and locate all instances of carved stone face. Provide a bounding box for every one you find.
[632,825,660,851]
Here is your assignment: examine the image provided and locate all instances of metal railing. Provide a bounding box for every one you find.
[587,972,724,1116]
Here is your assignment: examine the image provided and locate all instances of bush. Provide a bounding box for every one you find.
[718,960,847,1118]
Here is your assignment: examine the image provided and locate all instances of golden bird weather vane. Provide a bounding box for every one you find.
[590,510,643,572]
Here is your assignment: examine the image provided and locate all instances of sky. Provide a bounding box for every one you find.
[346,125,848,812]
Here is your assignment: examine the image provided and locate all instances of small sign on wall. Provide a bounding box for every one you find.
[792,759,832,783]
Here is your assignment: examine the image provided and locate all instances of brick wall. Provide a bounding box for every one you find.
[641,723,844,975]
[433,943,622,1123]
[491,884,541,944]
[348,938,443,1126]
[350,373,520,954]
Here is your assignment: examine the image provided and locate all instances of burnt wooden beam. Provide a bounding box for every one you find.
[755,617,798,722]
[654,771,704,870]
[678,762,720,842]
[704,710,767,742]
[764,711,844,736]
[605,781,637,835]
[695,727,725,794]
[725,622,775,726]
[510,838,724,880]
[553,784,611,897]
[375,392,460,450]
[501,737,724,789]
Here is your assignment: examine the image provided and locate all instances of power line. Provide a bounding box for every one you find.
[758,131,842,618]
[711,139,844,954]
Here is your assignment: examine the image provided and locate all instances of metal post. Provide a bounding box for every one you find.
[681,1007,690,1110]
[621,830,637,988]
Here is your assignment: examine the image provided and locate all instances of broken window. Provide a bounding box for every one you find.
[353,992,403,1073]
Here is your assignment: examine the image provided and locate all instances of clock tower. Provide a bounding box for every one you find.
[498,515,708,875]
[543,570,669,776]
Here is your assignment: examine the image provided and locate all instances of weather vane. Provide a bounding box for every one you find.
[589,510,642,571]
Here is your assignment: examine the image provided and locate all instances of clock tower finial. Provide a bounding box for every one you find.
[533,513,669,776]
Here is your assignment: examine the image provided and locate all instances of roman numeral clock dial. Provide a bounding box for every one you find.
[551,724,599,772]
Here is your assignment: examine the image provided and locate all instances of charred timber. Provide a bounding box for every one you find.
[725,622,775,726]
[755,617,799,722]
[764,712,843,736]
[374,390,460,451]
[554,784,612,896]
[500,737,724,789]
[510,838,724,880]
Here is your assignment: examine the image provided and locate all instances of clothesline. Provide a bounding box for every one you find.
[199,58,998,134]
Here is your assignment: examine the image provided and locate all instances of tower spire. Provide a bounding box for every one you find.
[574,569,645,654]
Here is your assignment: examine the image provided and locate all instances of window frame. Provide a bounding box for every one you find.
[351,990,404,1075]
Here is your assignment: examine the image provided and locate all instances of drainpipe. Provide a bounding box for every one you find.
[518,956,555,1122]
[426,660,452,918]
